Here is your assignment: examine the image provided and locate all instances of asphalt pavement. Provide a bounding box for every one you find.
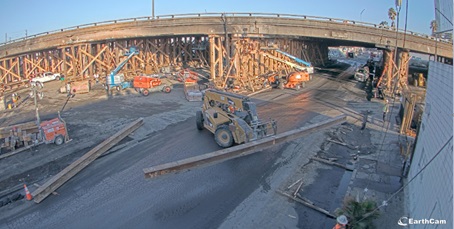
[0,62,371,229]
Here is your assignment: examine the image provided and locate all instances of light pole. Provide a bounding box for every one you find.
[32,86,41,125]
[360,9,366,21]
[152,0,155,19]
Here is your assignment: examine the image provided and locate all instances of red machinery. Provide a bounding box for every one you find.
[133,75,172,96]
[0,115,68,153]
[268,71,311,90]
[40,118,68,145]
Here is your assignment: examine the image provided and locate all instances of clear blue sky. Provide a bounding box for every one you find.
[0,0,436,42]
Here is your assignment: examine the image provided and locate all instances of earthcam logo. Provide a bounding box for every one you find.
[398,216,447,226]
[398,217,409,226]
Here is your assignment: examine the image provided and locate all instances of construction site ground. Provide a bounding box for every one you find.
[0,60,407,228]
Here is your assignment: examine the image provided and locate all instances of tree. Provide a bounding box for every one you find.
[388,8,397,28]
[335,196,380,229]
[430,20,438,36]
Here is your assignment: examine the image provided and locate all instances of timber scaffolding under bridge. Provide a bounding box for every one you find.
[0,12,452,92]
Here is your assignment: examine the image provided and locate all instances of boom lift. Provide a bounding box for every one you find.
[275,50,313,73]
[260,50,314,90]
[196,89,277,148]
[105,47,139,91]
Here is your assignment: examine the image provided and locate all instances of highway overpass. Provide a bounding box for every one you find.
[0,13,451,87]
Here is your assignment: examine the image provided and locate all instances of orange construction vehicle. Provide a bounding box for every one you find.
[133,74,172,96]
[267,71,311,90]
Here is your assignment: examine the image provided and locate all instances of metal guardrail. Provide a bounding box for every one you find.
[0,12,451,47]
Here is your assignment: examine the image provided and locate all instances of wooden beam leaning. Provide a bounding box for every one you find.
[143,115,347,179]
[32,118,143,203]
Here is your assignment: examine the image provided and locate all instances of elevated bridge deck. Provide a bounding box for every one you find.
[1,13,451,58]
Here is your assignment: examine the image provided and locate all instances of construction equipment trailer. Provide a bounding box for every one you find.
[0,114,69,156]
[105,47,139,91]
[196,89,277,147]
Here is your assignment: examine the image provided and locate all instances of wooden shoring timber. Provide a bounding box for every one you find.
[62,47,78,76]
[143,115,347,179]
[397,49,410,92]
[79,45,109,76]
[32,118,144,203]
[216,37,224,77]
[400,93,416,135]
[25,56,46,78]
[209,35,225,81]
[0,58,21,83]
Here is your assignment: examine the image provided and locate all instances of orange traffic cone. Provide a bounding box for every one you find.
[24,184,33,201]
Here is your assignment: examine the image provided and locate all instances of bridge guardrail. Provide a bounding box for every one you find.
[1,12,451,47]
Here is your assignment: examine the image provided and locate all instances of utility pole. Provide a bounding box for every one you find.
[4,33,6,43]
[33,86,41,125]
[25,30,28,38]
[152,0,155,19]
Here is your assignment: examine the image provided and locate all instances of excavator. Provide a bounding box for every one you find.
[196,89,277,147]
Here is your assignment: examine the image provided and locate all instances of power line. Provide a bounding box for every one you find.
[435,7,453,26]
[356,135,453,224]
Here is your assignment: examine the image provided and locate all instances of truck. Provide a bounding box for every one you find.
[31,72,61,88]
[196,89,277,148]
[105,47,139,91]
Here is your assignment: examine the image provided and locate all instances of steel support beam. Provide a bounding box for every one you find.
[143,115,347,179]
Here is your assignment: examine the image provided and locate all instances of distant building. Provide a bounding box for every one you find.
[434,0,453,39]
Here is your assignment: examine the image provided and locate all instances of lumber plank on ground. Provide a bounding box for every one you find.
[143,115,347,178]
[31,118,143,203]
[311,156,353,171]
[277,190,335,218]
[0,142,43,160]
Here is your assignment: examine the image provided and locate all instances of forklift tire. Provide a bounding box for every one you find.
[196,111,204,130]
[116,86,121,91]
[54,135,64,145]
[214,126,234,148]
[142,89,149,96]
[163,86,172,93]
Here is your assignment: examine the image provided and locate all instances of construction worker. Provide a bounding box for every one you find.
[333,215,348,229]
[383,99,390,122]
[11,93,20,108]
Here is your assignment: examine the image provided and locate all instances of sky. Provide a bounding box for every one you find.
[0,0,437,43]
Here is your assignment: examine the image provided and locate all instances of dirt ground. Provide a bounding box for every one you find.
[0,76,197,198]
[0,61,407,228]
